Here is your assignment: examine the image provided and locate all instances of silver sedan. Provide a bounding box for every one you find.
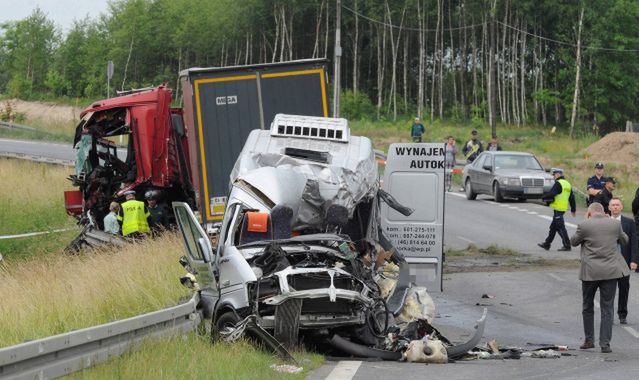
[462,151,554,202]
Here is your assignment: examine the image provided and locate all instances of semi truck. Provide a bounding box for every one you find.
[64,59,330,248]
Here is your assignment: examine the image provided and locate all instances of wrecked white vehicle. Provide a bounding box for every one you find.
[174,114,485,360]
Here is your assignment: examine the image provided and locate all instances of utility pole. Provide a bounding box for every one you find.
[333,0,342,117]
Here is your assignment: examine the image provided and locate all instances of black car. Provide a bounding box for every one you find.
[462,151,554,202]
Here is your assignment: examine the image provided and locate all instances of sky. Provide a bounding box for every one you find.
[0,0,110,32]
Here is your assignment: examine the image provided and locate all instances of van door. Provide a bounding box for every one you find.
[172,202,218,294]
[381,143,445,292]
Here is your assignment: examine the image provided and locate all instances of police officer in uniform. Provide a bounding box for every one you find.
[538,168,576,251]
[586,162,607,205]
[117,190,151,239]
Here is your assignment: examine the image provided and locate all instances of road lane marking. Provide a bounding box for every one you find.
[527,211,538,215]
[457,236,475,244]
[547,273,565,282]
[623,326,639,339]
[539,215,553,221]
[594,300,600,309]
[537,214,577,228]
[325,361,362,380]
[447,192,465,198]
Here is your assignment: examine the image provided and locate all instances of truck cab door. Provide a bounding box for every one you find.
[381,143,445,292]
[172,202,218,295]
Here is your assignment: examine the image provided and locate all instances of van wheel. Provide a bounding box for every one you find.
[274,299,302,349]
[493,182,504,203]
[212,310,240,341]
[465,179,477,200]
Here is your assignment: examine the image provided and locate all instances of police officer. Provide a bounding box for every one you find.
[538,168,576,252]
[586,162,607,205]
[462,130,483,164]
[117,190,151,238]
[145,190,169,232]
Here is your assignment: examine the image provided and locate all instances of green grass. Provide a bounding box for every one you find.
[0,126,73,142]
[0,158,78,260]
[445,244,522,257]
[68,336,323,380]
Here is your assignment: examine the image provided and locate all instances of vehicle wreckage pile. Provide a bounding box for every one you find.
[174,115,486,364]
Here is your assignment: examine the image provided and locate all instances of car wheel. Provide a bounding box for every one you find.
[212,310,240,341]
[493,182,504,203]
[274,299,302,349]
[465,178,477,200]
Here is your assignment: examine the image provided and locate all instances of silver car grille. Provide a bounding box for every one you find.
[521,178,544,187]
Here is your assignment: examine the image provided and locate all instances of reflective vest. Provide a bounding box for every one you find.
[550,179,571,212]
[117,200,150,236]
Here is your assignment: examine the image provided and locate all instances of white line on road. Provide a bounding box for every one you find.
[447,192,465,198]
[536,214,577,228]
[547,273,565,282]
[527,211,538,215]
[538,215,553,221]
[325,361,362,380]
[457,236,475,244]
[623,326,639,339]
[594,300,600,309]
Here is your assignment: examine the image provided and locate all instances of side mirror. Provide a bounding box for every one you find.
[482,164,492,171]
[198,237,212,263]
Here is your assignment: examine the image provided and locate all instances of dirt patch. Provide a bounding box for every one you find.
[1,99,83,125]
[581,132,639,165]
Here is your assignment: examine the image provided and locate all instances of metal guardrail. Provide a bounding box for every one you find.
[0,151,74,166]
[0,294,201,380]
[0,121,37,131]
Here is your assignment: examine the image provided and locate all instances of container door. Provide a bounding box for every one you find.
[381,143,445,292]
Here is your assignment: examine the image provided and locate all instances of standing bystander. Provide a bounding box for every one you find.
[462,130,483,164]
[593,177,615,215]
[538,168,576,251]
[609,198,638,324]
[103,202,120,235]
[571,202,629,353]
[410,117,425,142]
[486,136,503,151]
[444,136,457,192]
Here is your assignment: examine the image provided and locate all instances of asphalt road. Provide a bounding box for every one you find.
[0,138,127,163]
[444,190,586,258]
[310,270,639,380]
[0,137,77,161]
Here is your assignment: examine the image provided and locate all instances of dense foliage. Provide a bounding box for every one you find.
[1,0,638,131]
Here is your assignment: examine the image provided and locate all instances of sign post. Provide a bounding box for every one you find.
[381,143,446,291]
[107,60,114,98]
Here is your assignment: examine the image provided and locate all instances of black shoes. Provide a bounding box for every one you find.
[537,243,550,251]
[620,318,628,325]
[580,341,594,349]
[601,346,612,353]
[558,246,571,252]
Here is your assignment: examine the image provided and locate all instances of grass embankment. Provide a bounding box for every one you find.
[0,232,322,378]
[0,158,78,260]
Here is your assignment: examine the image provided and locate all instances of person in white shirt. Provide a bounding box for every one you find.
[609,198,638,324]
[103,202,121,235]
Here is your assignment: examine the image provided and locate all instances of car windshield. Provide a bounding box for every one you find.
[494,155,543,170]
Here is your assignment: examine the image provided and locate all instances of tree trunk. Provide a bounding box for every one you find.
[520,20,527,124]
[377,25,387,118]
[385,1,406,121]
[431,0,442,122]
[417,0,425,118]
[488,0,497,137]
[570,5,585,138]
[438,0,444,118]
[353,0,359,95]
[448,0,457,106]
[403,35,408,113]
[312,0,324,59]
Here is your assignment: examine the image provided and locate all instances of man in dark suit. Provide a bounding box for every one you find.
[571,202,629,353]
[609,198,638,324]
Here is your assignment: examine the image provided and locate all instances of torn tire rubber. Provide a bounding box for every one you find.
[274,299,302,349]
[328,334,402,361]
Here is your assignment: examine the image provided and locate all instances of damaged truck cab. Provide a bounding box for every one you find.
[66,87,194,247]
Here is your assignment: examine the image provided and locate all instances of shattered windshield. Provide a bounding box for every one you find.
[75,134,92,177]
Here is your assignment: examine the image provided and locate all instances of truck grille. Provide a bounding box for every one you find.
[521,178,544,187]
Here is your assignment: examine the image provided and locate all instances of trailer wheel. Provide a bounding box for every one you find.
[274,299,302,349]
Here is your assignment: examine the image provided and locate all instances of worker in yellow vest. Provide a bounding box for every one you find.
[538,168,576,252]
[117,190,151,239]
